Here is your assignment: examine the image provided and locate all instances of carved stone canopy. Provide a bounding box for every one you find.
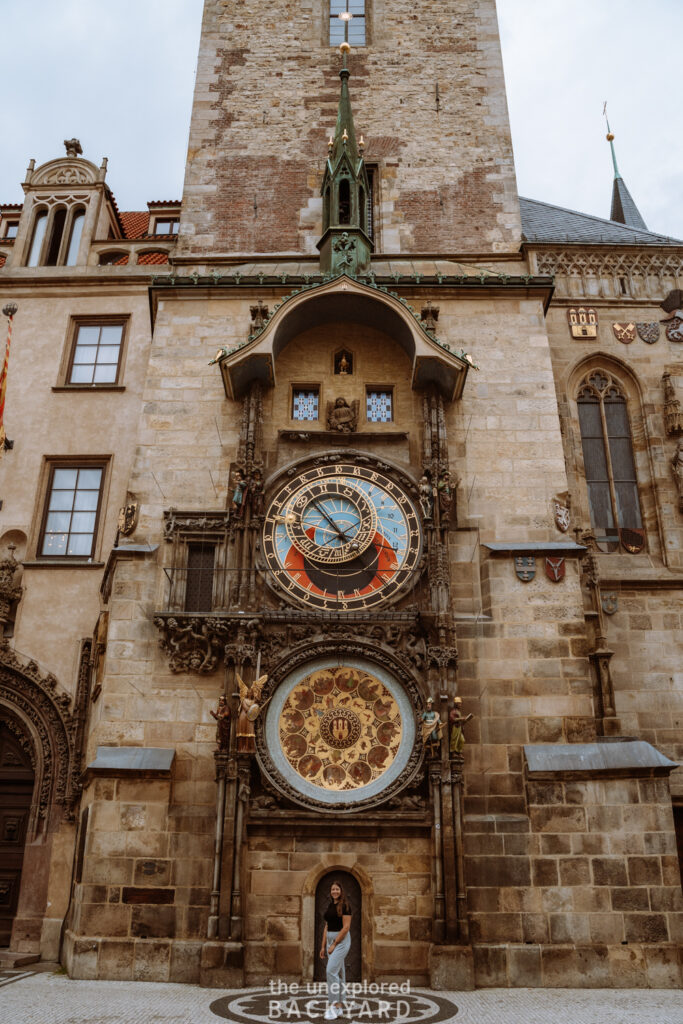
[216,276,470,402]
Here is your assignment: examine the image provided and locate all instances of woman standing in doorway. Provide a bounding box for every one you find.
[320,880,352,1020]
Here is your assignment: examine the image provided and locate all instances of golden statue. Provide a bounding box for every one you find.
[236,673,268,753]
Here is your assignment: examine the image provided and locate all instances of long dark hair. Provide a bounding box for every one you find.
[328,879,350,917]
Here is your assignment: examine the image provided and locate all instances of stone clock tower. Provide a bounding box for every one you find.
[33,0,678,992]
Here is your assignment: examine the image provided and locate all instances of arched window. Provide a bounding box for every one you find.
[65,208,85,266]
[27,210,48,266]
[577,370,644,552]
[45,207,67,265]
[338,179,350,225]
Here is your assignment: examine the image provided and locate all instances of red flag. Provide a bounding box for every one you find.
[0,304,16,456]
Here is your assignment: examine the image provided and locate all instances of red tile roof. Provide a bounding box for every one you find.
[119,211,150,239]
[148,200,181,207]
[137,250,169,265]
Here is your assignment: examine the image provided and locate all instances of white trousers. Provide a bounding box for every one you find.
[326,930,351,1002]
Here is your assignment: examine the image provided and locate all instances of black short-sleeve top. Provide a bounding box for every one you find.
[324,901,350,931]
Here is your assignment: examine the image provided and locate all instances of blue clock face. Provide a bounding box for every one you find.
[263,462,422,610]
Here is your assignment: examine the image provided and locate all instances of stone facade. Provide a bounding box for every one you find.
[0,0,681,992]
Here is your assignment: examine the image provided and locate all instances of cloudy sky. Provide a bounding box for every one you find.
[0,0,681,239]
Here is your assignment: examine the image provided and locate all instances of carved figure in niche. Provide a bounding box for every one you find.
[326,397,359,433]
[236,673,268,753]
[419,475,433,520]
[672,439,683,511]
[437,471,453,519]
[449,698,473,755]
[247,468,265,517]
[420,697,442,756]
[231,469,246,516]
[210,695,231,752]
[0,546,22,633]
[335,350,352,375]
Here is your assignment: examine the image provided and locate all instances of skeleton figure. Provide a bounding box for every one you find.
[419,475,433,520]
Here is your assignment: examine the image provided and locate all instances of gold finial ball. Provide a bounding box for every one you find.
[606,132,615,142]
[340,41,350,54]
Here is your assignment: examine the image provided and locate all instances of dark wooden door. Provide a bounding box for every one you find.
[314,870,362,983]
[0,723,34,947]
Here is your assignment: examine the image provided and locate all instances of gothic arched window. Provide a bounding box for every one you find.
[576,370,644,552]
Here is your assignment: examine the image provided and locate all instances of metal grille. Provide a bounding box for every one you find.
[184,544,216,612]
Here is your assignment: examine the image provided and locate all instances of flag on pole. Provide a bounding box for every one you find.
[0,303,18,457]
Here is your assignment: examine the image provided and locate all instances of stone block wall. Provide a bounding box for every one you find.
[65,775,214,982]
[181,0,521,255]
[243,831,432,984]
[463,771,683,987]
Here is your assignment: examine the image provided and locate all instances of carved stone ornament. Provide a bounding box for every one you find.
[153,616,223,674]
[568,307,598,339]
[662,372,683,436]
[163,509,231,541]
[0,640,77,827]
[420,301,439,334]
[0,552,23,628]
[664,314,683,343]
[326,397,359,432]
[601,593,619,616]
[332,232,356,267]
[672,438,683,513]
[249,300,269,334]
[612,322,636,344]
[553,503,570,533]
[117,502,139,537]
[545,557,565,583]
[636,322,660,344]
[514,556,535,582]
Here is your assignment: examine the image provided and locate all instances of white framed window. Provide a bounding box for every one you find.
[330,0,366,46]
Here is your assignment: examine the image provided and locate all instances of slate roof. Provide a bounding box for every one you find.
[519,196,683,246]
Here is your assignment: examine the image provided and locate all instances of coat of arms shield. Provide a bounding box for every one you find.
[545,557,565,582]
[619,527,645,554]
[612,322,636,344]
[568,307,598,339]
[664,315,683,343]
[514,556,535,582]
[636,322,660,344]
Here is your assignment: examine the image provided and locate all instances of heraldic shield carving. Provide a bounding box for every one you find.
[545,556,565,582]
[568,307,598,339]
[612,322,636,344]
[514,556,535,582]
[636,322,660,344]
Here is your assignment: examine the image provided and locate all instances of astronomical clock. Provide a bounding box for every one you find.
[255,457,427,810]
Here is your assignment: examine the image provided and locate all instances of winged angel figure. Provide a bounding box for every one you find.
[236,673,269,753]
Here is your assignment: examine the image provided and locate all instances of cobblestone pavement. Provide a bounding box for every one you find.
[1,973,682,1024]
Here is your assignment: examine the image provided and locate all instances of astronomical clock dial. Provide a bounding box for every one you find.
[262,462,422,610]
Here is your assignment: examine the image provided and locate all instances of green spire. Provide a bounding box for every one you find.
[317,41,373,275]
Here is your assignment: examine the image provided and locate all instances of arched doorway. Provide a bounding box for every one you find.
[0,719,35,947]
[314,870,362,983]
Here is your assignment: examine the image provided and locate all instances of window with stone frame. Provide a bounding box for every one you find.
[292,388,320,421]
[39,461,107,559]
[152,218,179,235]
[366,388,393,423]
[1,220,18,239]
[330,0,366,46]
[66,320,126,386]
[576,370,644,553]
[26,204,85,267]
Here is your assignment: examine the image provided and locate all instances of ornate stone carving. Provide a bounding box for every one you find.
[0,549,23,632]
[211,696,231,751]
[326,397,359,432]
[249,300,269,334]
[672,439,683,513]
[535,249,683,293]
[420,301,439,335]
[64,138,83,158]
[153,616,222,674]
[662,372,683,436]
[117,502,139,537]
[0,641,76,825]
[163,509,231,541]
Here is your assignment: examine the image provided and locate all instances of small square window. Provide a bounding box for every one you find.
[68,322,125,385]
[40,463,105,558]
[153,218,179,235]
[366,389,393,423]
[292,389,319,421]
[3,222,18,239]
